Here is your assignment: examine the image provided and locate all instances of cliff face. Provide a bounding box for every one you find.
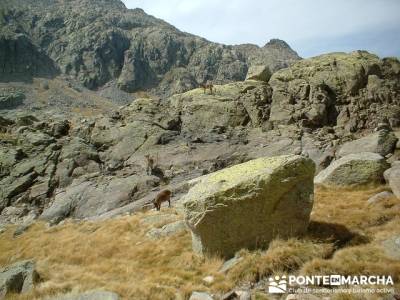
[0,0,300,96]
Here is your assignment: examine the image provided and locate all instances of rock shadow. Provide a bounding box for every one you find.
[308,221,370,253]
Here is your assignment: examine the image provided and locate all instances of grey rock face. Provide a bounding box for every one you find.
[0,34,59,82]
[0,260,40,298]
[40,174,157,223]
[315,152,390,187]
[182,155,315,258]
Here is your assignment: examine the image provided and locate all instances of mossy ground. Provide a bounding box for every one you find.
[0,186,399,299]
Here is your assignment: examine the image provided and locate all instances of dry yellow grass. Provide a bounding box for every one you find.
[0,187,399,299]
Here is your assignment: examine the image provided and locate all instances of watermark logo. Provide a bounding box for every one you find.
[268,275,287,293]
[267,275,394,295]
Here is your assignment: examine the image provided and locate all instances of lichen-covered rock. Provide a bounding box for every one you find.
[268,51,400,130]
[315,152,390,187]
[182,155,315,258]
[245,65,271,82]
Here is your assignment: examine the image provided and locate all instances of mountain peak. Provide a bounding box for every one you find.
[264,39,290,48]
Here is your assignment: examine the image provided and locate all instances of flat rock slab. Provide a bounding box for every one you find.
[338,131,398,158]
[315,152,389,187]
[182,155,315,258]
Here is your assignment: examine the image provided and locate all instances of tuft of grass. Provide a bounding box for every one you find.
[226,238,333,284]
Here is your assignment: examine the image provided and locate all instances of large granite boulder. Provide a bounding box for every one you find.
[0,260,40,298]
[182,155,315,258]
[315,152,390,187]
[337,130,398,158]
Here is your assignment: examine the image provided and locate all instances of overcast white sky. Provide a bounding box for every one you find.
[121,0,400,58]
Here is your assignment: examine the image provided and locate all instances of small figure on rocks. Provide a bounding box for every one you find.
[145,154,155,175]
[200,81,214,95]
[153,189,172,211]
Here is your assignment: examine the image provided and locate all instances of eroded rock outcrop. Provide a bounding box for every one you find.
[268,52,400,131]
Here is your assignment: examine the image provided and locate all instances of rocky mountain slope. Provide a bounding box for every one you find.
[0,0,300,98]
[0,50,399,227]
[0,1,400,298]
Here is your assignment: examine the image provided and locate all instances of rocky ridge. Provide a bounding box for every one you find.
[0,0,300,98]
